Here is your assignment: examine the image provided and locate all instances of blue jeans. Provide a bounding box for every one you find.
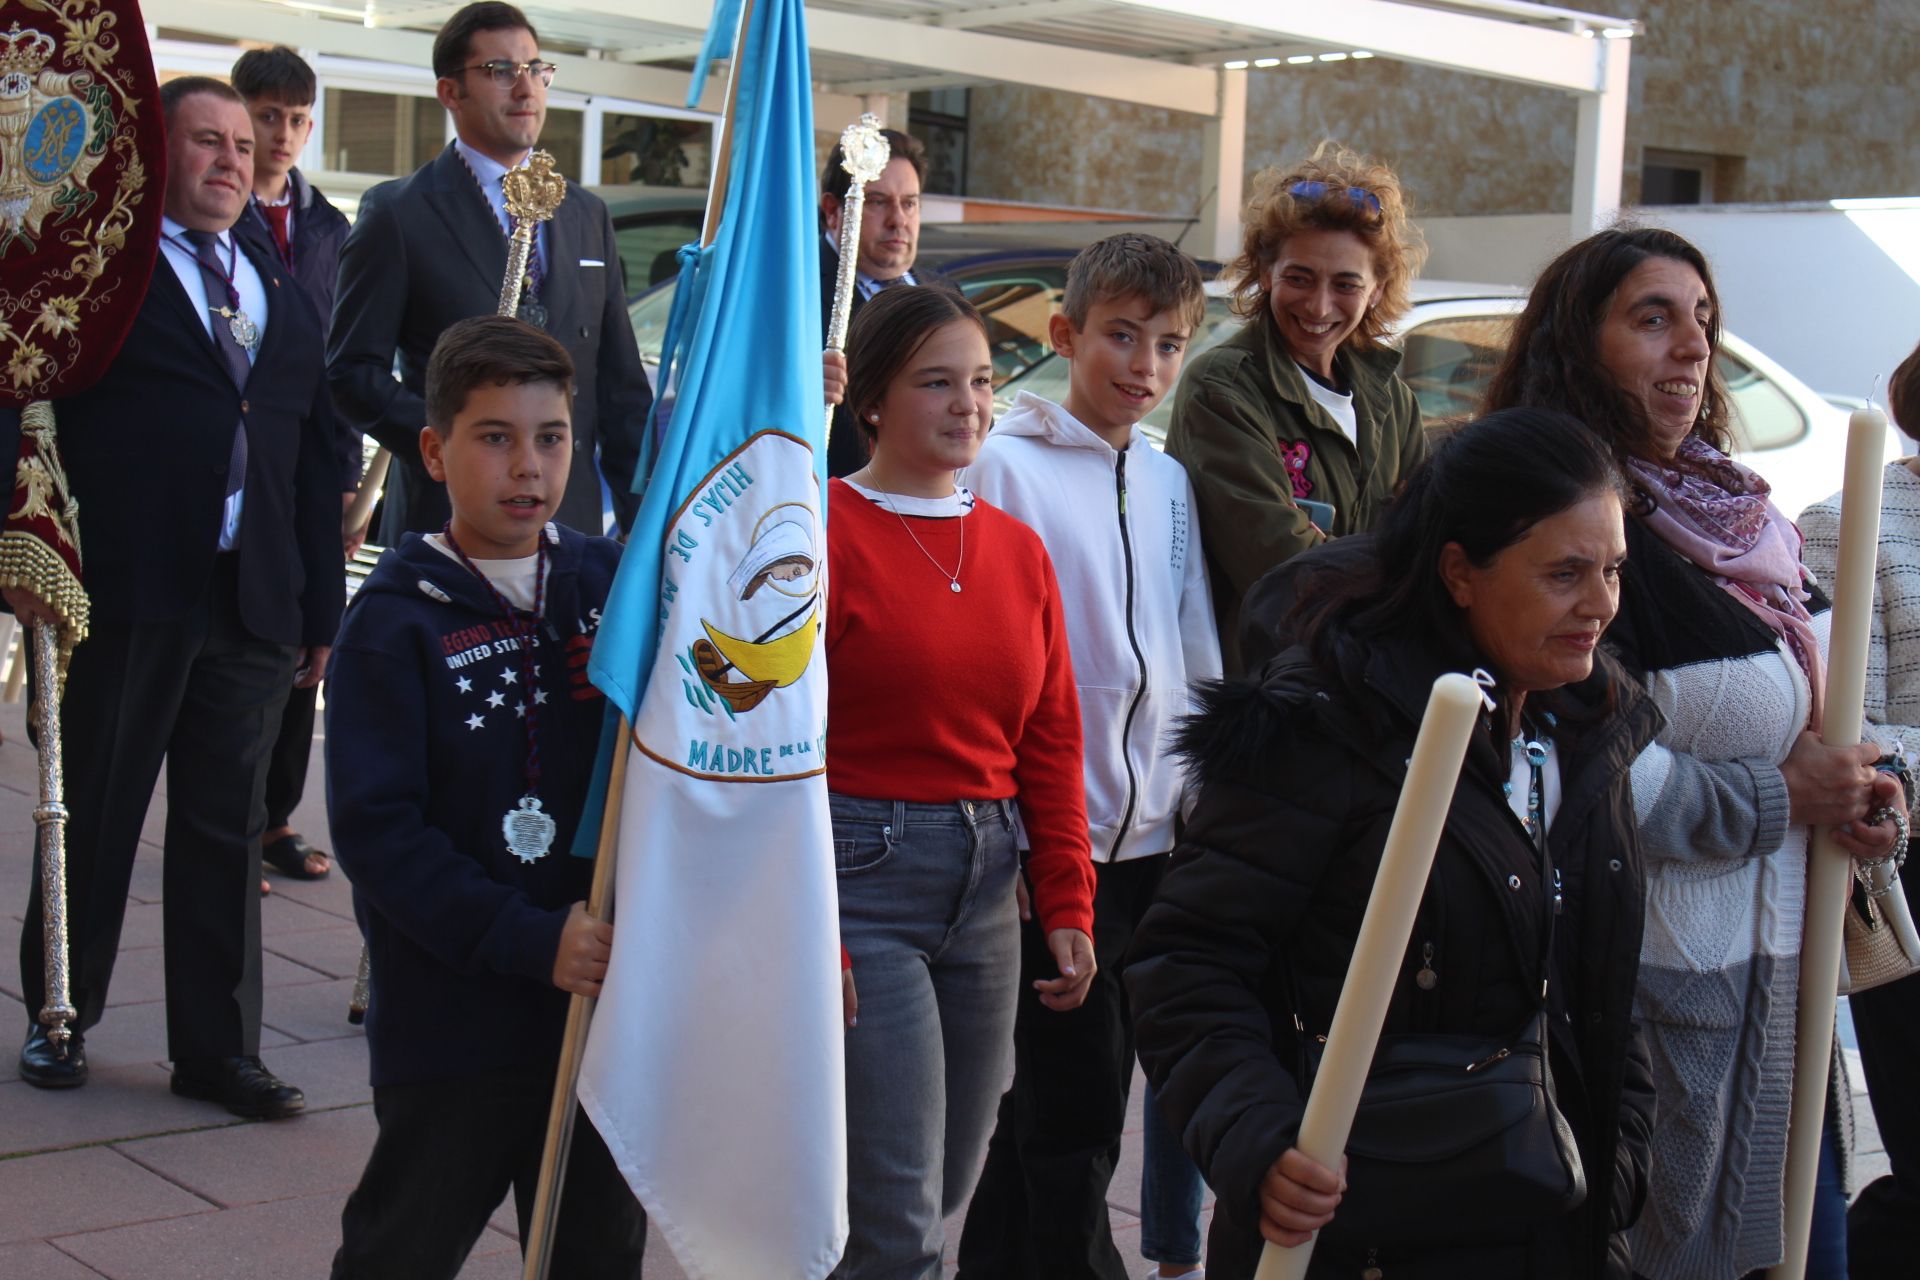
[829,795,1021,1280]
[1139,1077,1206,1266]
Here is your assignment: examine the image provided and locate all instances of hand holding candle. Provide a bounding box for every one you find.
[1772,405,1888,1279]
[1255,672,1483,1280]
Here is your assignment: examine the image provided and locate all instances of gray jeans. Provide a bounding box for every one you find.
[829,795,1021,1280]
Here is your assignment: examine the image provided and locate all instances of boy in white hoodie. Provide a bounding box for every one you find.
[956,235,1220,1280]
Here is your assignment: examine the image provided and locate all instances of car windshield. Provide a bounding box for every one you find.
[629,256,1076,388]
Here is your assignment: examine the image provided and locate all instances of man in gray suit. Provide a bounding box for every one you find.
[328,2,649,541]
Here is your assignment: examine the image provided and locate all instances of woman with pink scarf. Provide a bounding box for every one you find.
[1483,228,1907,1280]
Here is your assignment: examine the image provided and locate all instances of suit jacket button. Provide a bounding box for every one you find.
[239,400,250,414]
[579,326,590,338]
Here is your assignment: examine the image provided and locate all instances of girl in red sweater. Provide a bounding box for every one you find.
[827,285,1097,1277]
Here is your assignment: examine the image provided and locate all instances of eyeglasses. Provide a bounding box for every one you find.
[459,59,557,88]
[1289,180,1382,214]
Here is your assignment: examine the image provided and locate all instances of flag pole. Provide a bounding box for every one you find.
[521,716,629,1280]
[519,4,753,1273]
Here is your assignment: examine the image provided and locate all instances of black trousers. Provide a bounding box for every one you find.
[17,555,294,1060]
[331,1070,647,1280]
[264,681,317,830]
[1846,865,1920,1277]
[956,853,1170,1280]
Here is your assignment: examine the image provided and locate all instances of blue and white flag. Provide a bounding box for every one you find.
[576,0,845,1273]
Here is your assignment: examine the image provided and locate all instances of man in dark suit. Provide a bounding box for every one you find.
[327,1,651,543]
[819,127,935,478]
[15,77,343,1118]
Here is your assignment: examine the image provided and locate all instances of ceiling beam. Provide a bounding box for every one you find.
[141,0,734,111]
[588,0,1220,115]
[819,74,965,96]
[1099,0,1615,93]
[929,1,1107,29]
[611,40,710,64]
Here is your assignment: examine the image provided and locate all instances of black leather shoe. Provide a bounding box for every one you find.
[170,1055,306,1120]
[19,1023,87,1089]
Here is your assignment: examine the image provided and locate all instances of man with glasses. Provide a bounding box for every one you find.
[328,1,650,542]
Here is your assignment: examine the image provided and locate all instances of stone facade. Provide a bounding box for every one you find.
[955,0,1920,217]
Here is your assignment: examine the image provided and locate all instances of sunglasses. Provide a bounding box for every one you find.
[1289,180,1382,214]
[460,59,557,89]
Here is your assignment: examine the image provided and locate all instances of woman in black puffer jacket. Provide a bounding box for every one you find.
[1125,409,1660,1279]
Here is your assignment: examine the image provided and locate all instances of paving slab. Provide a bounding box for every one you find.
[54,1190,344,1280]
[52,997,295,1076]
[260,889,357,934]
[260,976,366,1046]
[235,1035,374,1112]
[0,1239,111,1279]
[0,1064,231,1159]
[0,1145,213,1244]
[116,1104,376,1208]
[264,924,367,981]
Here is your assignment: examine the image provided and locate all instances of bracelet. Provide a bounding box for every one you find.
[1856,804,1910,899]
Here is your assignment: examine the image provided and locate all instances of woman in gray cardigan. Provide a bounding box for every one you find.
[1485,227,1908,1280]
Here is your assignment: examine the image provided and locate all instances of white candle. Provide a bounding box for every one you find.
[1257,672,1483,1280]
[1772,407,1888,1279]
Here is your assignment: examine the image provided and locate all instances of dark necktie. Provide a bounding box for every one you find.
[181,229,251,504]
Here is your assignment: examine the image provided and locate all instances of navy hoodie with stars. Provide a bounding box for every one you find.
[325,523,617,1088]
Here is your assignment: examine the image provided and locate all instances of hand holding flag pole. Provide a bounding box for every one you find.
[823,116,890,441]
[1770,405,1888,1279]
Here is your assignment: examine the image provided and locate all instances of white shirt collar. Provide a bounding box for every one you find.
[455,137,529,190]
[160,214,231,250]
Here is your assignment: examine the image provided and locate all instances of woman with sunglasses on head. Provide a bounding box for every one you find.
[824,283,1097,1278]
[1167,141,1428,676]
[1483,227,1909,1280]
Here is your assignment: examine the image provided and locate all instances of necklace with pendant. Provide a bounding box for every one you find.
[166,230,261,355]
[443,523,556,862]
[875,487,965,593]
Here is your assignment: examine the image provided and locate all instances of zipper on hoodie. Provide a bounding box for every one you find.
[1109,448,1148,861]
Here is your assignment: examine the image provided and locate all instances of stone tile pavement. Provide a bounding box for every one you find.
[0,685,1887,1277]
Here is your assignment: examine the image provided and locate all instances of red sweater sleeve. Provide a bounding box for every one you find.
[1015,554,1096,937]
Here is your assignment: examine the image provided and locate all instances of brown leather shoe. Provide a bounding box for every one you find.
[170,1055,305,1120]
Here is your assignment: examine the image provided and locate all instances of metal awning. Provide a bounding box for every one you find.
[138,0,1636,255]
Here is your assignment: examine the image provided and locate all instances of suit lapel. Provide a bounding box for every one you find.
[149,251,229,381]
[540,191,587,330]
[424,144,511,297]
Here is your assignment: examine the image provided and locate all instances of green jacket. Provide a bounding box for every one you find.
[1166,312,1426,674]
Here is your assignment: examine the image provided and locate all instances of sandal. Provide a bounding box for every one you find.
[263,832,331,881]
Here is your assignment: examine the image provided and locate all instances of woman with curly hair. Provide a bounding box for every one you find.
[1166,141,1428,674]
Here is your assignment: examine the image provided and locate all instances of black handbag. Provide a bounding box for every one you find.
[1291,734,1588,1247]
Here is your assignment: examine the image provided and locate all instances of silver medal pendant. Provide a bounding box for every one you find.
[503,794,557,863]
[949,581,962,593]
[223,307,260,354]
[516,301,549,330]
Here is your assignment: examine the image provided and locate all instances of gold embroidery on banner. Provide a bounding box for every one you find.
[0,4,150,400]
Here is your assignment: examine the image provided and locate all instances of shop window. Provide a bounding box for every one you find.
[600,114,712,188]
[908,88,969,195]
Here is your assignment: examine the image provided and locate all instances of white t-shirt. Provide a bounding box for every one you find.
[427,534,546,612]
[1299,365,1358,446]
[843,479,975,519]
